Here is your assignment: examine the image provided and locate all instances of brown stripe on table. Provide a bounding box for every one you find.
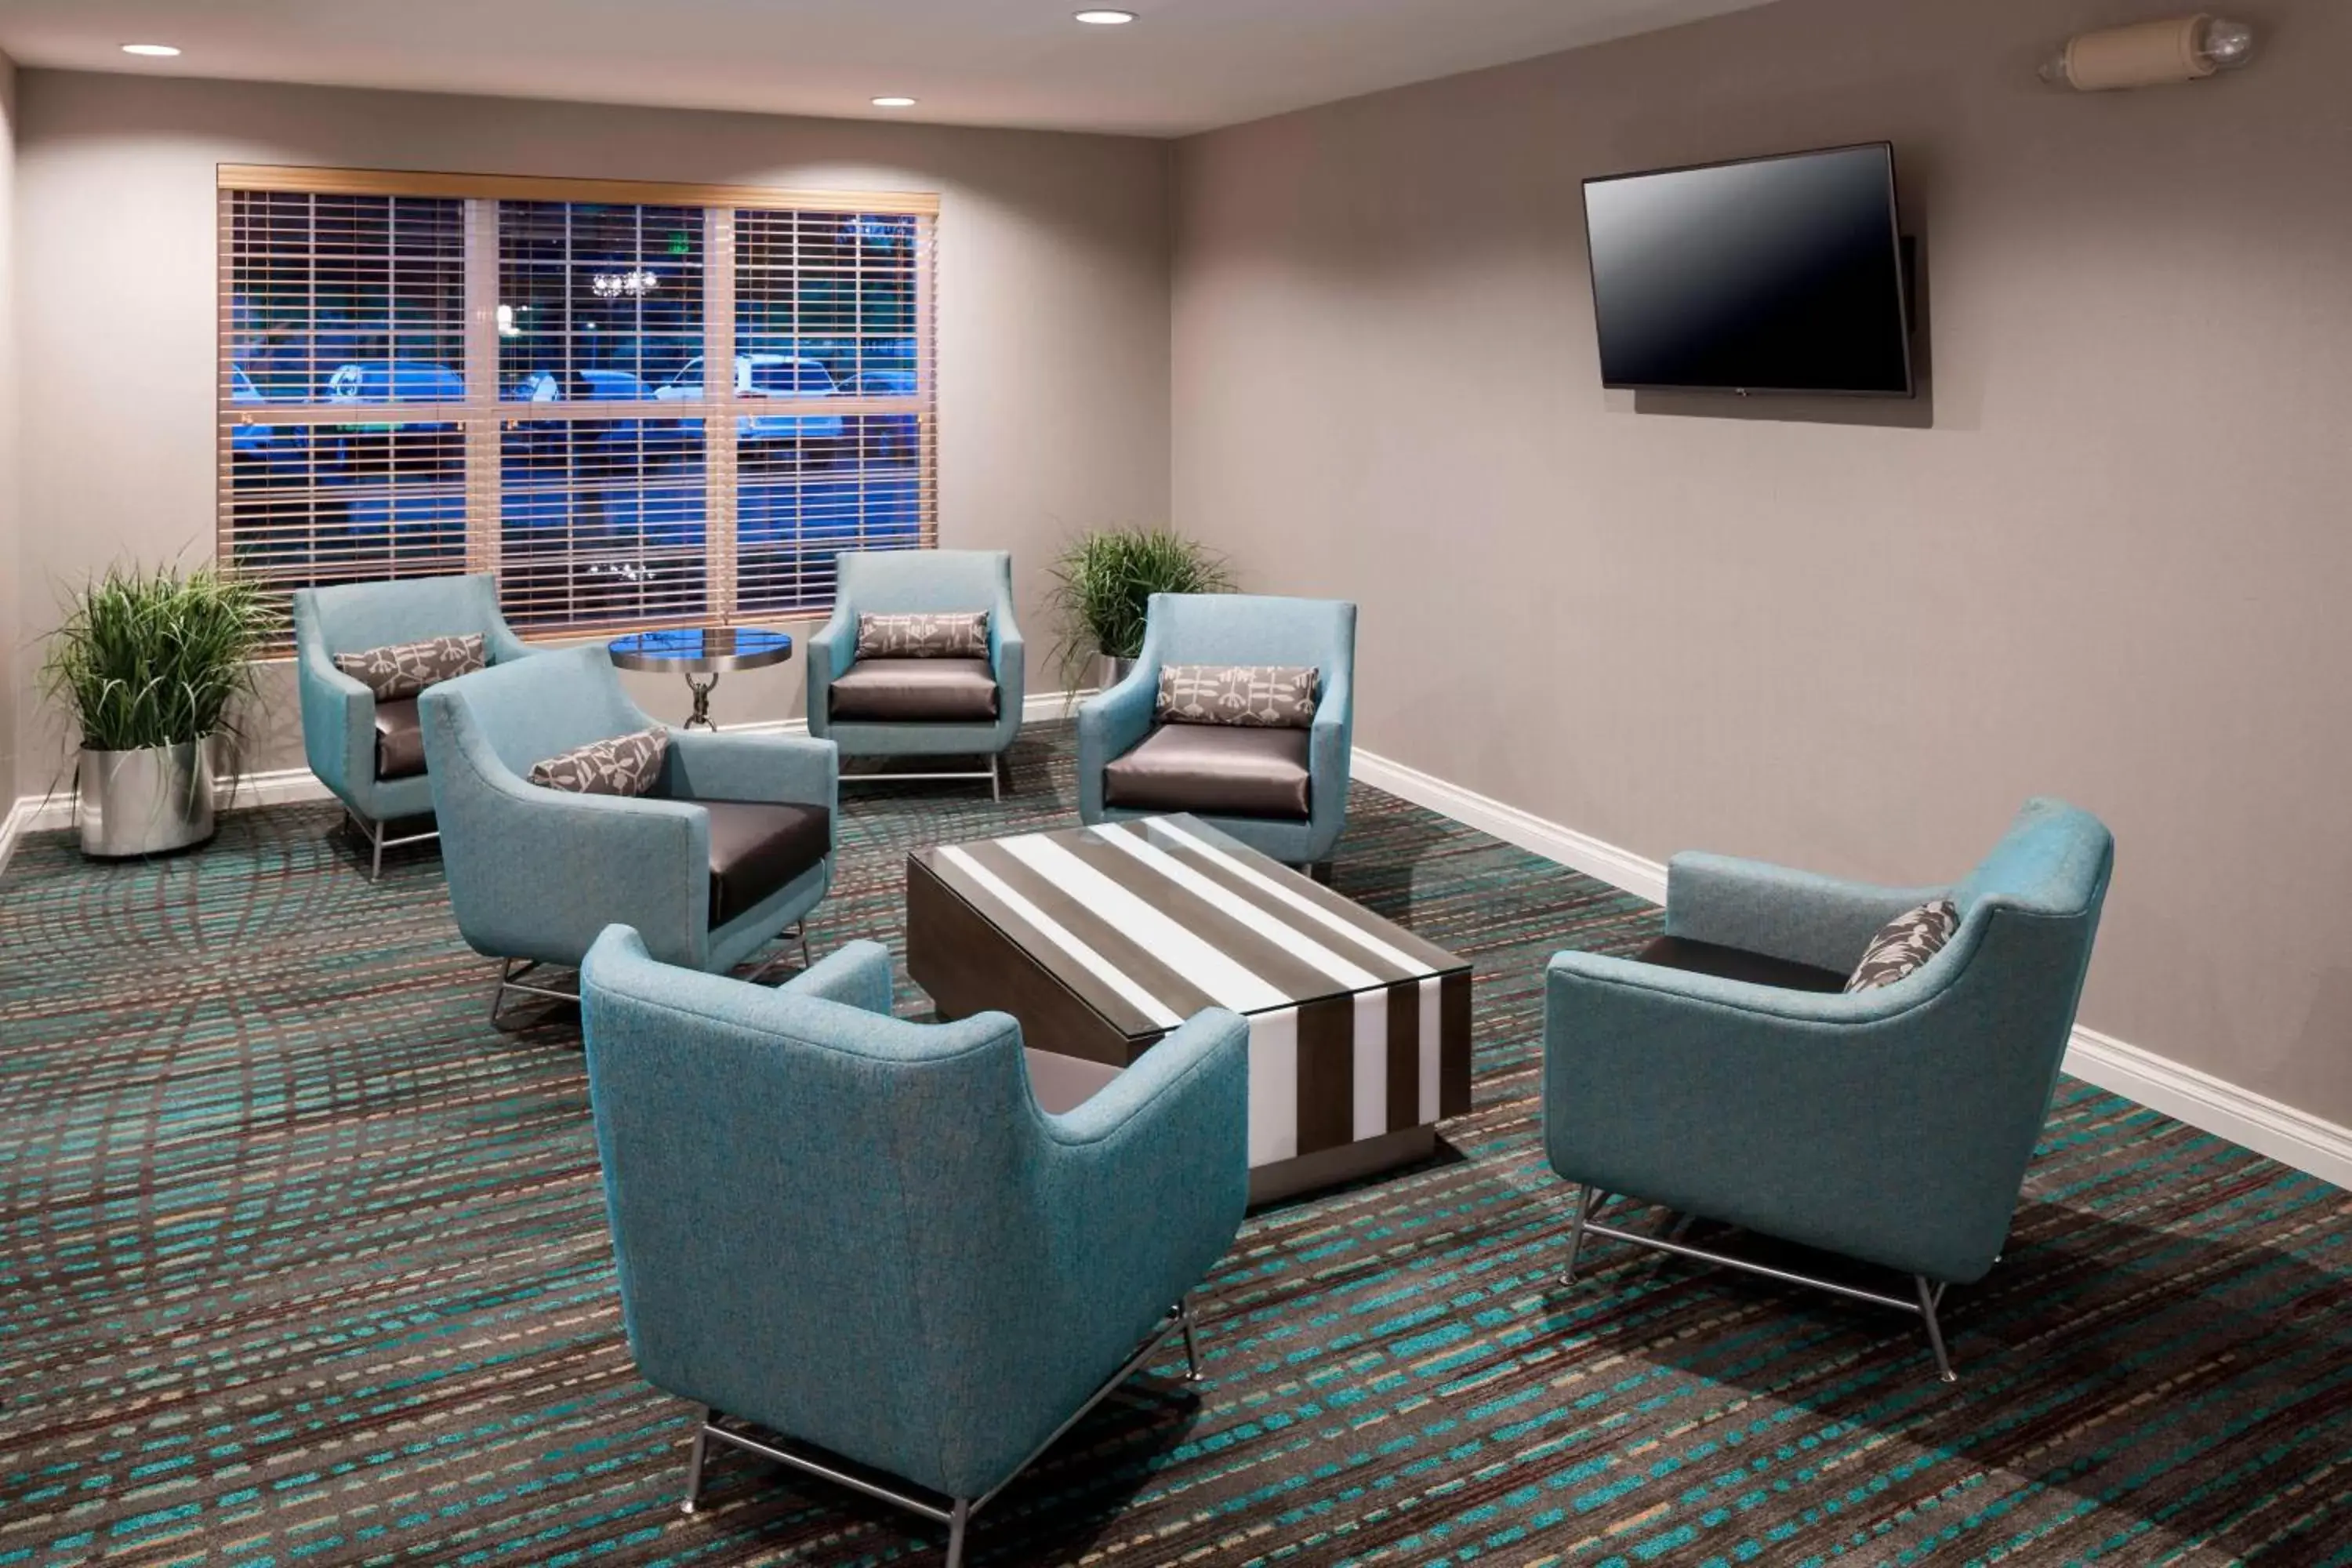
[1125,818,1465,975]
[1054,827,1347,1006]
[1441,970,1473,1117]
[906,854,1157,1065]
[1387,978,1425,1133]
[1294,995,1358,1156]
[1118,821,1431,988]
[945,839,1225,1022]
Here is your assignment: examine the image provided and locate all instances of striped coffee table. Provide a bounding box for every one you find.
[907,814,1472,1204]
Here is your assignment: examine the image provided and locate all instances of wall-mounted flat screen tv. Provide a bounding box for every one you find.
[1582,143,1914,397]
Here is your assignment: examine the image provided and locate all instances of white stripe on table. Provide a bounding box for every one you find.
[1142,818,1439,978]
[1353,990,1388,1141]
[999,835,1289,1013]
[1417,975,1443,1123]
[1093,823,1382,992]
[936,846,1184,1030]
[1249,1007,1300,1166]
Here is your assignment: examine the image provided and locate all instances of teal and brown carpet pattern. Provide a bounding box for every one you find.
[3,725,2350,1566]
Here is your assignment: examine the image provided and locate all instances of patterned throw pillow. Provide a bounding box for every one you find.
[1845,897,1961,993]
[1156,664,1321,729]
[334,633,486,700]
[528,728,670,798]
[855,612,990,660]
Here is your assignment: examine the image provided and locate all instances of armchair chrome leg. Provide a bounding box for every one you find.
[489,960,522,1029]
[944,1499,972,1568]
[742,924,814,987]
[990,754,1002,804]
[1560,1186,1607,1286]
[681,1406,712,1515]
[490,960,577,1030]
[370,816,386,881]
[1179,1298,1204,1384]
[1916,1276,1958,1385]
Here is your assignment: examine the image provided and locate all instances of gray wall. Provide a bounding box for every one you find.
[1172,0,2352,1122]
[11,70,1174,788]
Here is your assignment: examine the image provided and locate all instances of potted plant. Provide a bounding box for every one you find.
[42,564,270,858]
[1044,526,1234,695]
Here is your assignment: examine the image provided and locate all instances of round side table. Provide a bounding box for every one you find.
[607,626,796,731]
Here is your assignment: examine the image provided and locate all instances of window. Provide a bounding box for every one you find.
[218,168,938,639]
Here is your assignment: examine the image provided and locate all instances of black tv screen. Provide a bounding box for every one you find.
[1582,143,1913,396]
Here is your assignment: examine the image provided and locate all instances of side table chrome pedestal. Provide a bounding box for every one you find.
[607,626,796,731]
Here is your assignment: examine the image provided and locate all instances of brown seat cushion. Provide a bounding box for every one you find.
[1023,1049,1123,1115]
[700,800,833,927]
[1103,724,1312,821]
[1634,935,1848,994]
[829,658,1000,723]
[373,699,426,782]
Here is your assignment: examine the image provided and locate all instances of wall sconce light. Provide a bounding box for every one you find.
[2040,15,2256,90]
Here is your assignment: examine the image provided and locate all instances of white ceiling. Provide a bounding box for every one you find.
[0,0,1780,138]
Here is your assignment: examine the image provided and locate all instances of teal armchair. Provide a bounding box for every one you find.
[1076,593,1356,869]
[579,929,1249,1566]
[291,573,534,877]
[419,646,837,1024]
[1544,798,2114,1381]
[807,549,1025,797]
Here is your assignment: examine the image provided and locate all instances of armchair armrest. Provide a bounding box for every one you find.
[1308,659,1353,803]
[1664,851,1947,975]
[1076,662,1158,818]
[1039,1008,1250,1313]
[990,581,1026,715]
[296,639,377,805]
[779,939,895,1016]
[804,604,855,738]
[665,728,839,822]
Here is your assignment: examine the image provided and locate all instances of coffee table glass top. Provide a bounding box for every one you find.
[909,815,1467,1043]
[606,626,794,674]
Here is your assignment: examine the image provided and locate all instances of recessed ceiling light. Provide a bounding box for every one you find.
[1074,9,1138,24]
[871,96,918,108]
[120,43,182,56]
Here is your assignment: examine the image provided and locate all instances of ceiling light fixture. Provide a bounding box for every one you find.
[1074,9,1138,24]
[120,43,181,57]
[872,96,918,108]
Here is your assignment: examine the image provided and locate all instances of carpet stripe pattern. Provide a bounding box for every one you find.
[3,724,2350,1566]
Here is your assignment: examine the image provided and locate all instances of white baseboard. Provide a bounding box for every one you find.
[1352,749,1671,903]
[0,689,1098,882]
[2060,1027,2352,1191]
[1352,746,2352,1192]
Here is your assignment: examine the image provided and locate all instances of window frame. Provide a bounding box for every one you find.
[216,164,940,643]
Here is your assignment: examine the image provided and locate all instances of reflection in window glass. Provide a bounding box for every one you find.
[497,201,706,400]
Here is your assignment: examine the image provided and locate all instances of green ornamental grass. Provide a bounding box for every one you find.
[1044,527,1233,694]
[43,565,274,754]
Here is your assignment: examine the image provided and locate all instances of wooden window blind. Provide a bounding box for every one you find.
[217,166,939,641]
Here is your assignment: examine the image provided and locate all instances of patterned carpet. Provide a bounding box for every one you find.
[3,724,2350,1567]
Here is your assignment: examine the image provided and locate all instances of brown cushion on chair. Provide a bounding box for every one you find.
[1103,724,1312,821]
[829,658,1000,723]
[1634,935,1849,994]
[700,800,833,927]
[373,699,427,782]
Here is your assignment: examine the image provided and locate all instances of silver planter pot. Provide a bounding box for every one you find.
[1099,654,1139,690]
[78,737,220,858]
